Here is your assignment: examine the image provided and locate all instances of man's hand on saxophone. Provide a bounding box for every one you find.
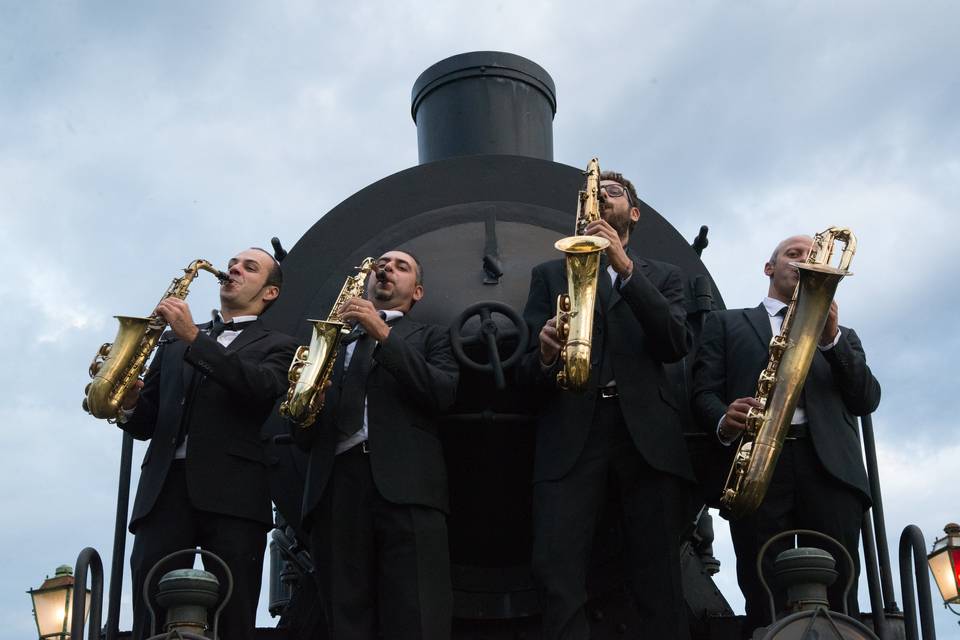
[720,397,763,443]
[820,300,840,346]
[584,218,633,278]
[121,379,144,411]
[538,316,561,367]
[338,296,391,342]
[155,298,199,343]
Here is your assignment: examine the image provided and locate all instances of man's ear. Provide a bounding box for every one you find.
[763,262,774,278]
[630,206,641,224]
[412,284,424,303]
[263,285,280,303]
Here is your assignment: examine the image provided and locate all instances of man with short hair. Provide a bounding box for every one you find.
[519,171,695,640]
[119,247,298,640]
[295,249,459,640]
[692,234,881,637]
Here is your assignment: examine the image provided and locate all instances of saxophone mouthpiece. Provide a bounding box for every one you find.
[375,268,388,283]
[215,270,231,284]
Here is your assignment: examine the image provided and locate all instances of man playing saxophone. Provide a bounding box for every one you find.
[519,171,695,640]
[291,249,459,640]
[117,247,298,640]
[692,234,881,637]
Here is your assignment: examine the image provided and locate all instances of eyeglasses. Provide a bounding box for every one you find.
[600,184,629,200]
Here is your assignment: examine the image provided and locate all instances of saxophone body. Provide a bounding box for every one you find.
[280,257,377,427]
[554,158,610,392]
[721,227,857,517]
[83,259,230,421]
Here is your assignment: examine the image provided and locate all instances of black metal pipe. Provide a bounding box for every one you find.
[411,51,556,164]
[899,525,936,640]
[105,431,133,640]
[71,547,104,640]
[862,511,890,639]
[861,414,900,612]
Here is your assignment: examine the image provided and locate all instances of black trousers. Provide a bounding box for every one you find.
[130,460,268,640]
[308,443,452,640]
[532,397,692,640]
[729,435,865,638]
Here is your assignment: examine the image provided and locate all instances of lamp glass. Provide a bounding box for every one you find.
[928,546,960,604]
[30,585,72,638]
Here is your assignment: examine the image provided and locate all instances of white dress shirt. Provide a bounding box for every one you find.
[336,309,404,455]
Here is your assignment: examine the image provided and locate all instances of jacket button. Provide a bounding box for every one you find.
[170,437,177,445]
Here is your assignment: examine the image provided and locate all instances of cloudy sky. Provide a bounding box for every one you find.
[2,0,958,636]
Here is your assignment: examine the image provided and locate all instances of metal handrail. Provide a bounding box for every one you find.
[70,547,104,640]
[862,512,890,639]
[861,414,900,613]
[899,525,936,640]
[105,431,134,640]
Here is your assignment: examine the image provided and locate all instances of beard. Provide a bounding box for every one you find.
[372,281,395,303]
[603,207,631,238]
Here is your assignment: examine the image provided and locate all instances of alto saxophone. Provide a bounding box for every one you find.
[720,227,856,517]
[554,158,611,391]
[83,260,230,421]
[280,257,376,427]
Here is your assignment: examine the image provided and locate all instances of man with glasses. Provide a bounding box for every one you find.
[519,172,695,639]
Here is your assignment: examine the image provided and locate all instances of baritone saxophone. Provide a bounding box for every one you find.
[554,158,610,392]
[280,257,377,427]
[720,227,856,518]
[83,260,230,421]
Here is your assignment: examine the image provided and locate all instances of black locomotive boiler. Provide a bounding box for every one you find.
[261,51,733,640]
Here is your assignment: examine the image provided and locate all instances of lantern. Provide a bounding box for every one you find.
[927,523,960,607]
[26,565,90,639]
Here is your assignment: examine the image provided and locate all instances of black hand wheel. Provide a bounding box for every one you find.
[449,301,528,390]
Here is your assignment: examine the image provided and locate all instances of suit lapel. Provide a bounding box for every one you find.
[170,334,193,397]
[744,304,773,348]
[371,316,417,371]
[596,257,612,316]
[224,320,269,352]
[607,252,646,310]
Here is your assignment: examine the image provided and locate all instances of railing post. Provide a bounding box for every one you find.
[71,547,104,640]
[899,525,936,640]
[862,512,890,638]
[861,414,900,613]
[105,431,134,640]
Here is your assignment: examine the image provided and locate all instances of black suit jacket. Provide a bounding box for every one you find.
[297,317,459,525]
[518,252,695,483]
[691,304,881,502]
[121,320,298,530]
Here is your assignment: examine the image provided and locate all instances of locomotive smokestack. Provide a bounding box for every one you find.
[411,51,557,164]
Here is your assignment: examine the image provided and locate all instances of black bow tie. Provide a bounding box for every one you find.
[210,318,256,338]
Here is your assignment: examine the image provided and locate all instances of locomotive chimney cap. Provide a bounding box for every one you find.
[411,51,557,120]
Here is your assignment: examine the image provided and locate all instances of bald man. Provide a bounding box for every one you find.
[692,234,881,637]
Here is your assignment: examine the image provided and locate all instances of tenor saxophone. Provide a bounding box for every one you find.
[720,227,856,517]
[554,158,611,392]
[280,257,377,427]
[83,259,230,421]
